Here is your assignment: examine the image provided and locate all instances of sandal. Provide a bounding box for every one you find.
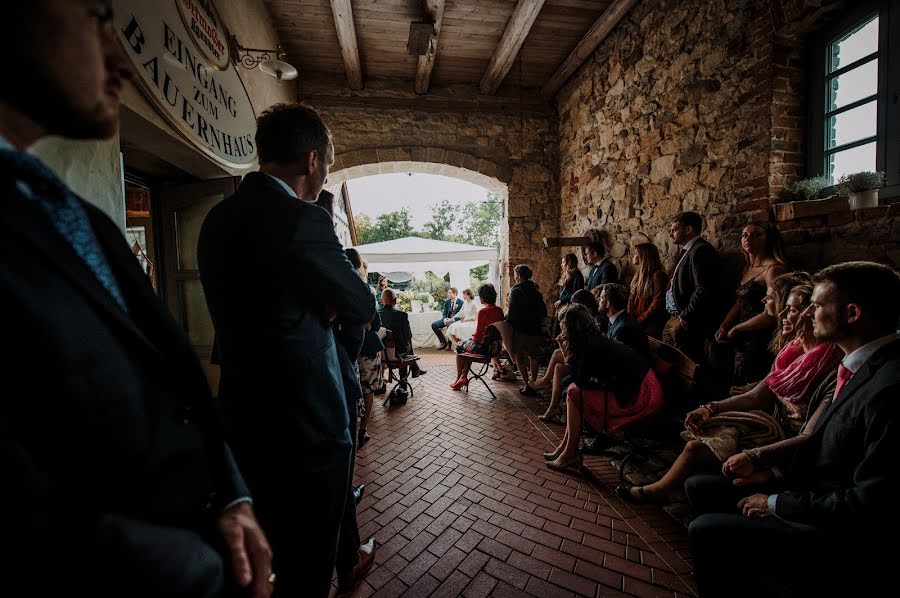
[614,484,669,505]
[519,386,538,397]
[538,412,561,424]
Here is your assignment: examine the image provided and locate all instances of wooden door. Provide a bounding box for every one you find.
[160,178,238,394]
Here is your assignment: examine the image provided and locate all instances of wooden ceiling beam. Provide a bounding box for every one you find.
[414,0,446,95]
[479,0,546,95]
[329,0,364,90]
[541,0,640,98]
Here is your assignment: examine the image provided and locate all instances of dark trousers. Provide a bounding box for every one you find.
[431,319,447,344]
[685,475,825,598]
[335,415,360,584]
[397,348,422,378]
[252,455,351,598]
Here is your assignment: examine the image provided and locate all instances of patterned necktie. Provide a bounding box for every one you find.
[832,363,853,403]
[1,148,128,313]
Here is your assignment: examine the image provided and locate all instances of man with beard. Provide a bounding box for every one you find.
[685,261,900,597]
[0,2,272,597]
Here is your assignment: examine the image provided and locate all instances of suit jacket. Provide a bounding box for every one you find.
[378,304,413,354]
[774,339,900,532]
[586,259,618,290]
[507,280,546,335]
[608,312,651,361]
[198,172,374,480]
[670,238,723,331]
[442,297,463,319]
[1,165,248,597]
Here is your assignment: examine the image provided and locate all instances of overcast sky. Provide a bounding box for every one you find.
[347,173,491,228]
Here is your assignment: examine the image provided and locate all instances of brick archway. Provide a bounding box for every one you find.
[330,147,510,193]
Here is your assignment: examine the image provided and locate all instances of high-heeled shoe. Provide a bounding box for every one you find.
[449,377,469,391]
[538,410,561,423]
[546,455,583,472]
[614,484,669,505]
[543,451,561,461]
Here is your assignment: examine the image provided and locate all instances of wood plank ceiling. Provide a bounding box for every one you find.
[263,0,635,97]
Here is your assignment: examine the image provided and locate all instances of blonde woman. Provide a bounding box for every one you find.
[627,243,668,339]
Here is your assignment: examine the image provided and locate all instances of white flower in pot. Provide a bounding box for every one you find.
[838,171,885,210]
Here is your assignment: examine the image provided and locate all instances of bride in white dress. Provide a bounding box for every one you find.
[446,289,479,345]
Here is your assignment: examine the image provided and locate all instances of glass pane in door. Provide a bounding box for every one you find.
[178,279,215,347]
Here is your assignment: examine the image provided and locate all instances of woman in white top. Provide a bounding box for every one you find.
[446,288,479,348]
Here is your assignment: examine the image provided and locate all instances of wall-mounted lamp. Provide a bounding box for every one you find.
[230,36,298,81]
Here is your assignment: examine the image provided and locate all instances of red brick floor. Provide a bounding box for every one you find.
[345,356,697,597]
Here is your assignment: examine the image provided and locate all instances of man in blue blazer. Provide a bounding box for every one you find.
[600,283,650,360]
[1,3,271,597]
[198,104,374,597]
[432,287,463,349]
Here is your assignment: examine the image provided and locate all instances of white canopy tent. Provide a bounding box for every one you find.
[354,237,499,293]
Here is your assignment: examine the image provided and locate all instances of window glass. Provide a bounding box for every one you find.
[826,101,877,148]
[829,15,879,72]
[827,59,878,110]
[828,141,876,181]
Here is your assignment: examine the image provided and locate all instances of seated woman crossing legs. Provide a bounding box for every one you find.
[544,305,665,471]
[451,284,505,390]
[616,282,840,504]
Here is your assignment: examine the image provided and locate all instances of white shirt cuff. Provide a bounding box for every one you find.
[222,497,253,513]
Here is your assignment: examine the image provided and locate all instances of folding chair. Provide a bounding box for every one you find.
[457,323,503,400]
[381,355,420,406]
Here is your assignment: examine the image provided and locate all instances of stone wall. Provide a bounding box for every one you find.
[555,0,898,286]
[305,82,560,305]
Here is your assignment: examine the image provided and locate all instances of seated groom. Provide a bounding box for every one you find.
[432,287,463,350]
[685,261,900,597]
[379,289,426,378]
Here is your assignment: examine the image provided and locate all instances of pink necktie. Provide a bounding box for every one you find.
[833,363,853,403]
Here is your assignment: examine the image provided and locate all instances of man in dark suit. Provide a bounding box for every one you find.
[600,283,650,360]
[583,240,618,290]
[431,287,463,349]
[379,288,425,377]
[661,211,722,363]
[1,2,272,597]
[198,104,374,597]
[685,261,900,597]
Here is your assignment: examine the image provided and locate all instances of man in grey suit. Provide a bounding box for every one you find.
[686,261,900,597]
[198,104,374,597]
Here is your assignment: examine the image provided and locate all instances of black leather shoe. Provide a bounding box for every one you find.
[352,484,365,505]
[357,430,370,448]
[373,384,386,395]
[412,368,427,378]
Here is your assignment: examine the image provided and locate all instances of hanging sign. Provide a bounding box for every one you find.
[114,0,257,168]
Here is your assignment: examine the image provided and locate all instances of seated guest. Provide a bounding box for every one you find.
[432,287,463,350]
[447,289,479,347]
[451,284,505,390]
[543,305,665,471]
[600,283,650,359]
[535,289,601,422]
[628,242,668,339]
[497,265,547,396]
[584,240,618,290]
[715,221,789,385]
[378,289,426,378]
[686,261,900,598]
[617,282,840,504]
[730,270,812,396]
[554,253,585,309]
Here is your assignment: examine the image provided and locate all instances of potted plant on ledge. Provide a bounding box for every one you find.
[838,171,885,210]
